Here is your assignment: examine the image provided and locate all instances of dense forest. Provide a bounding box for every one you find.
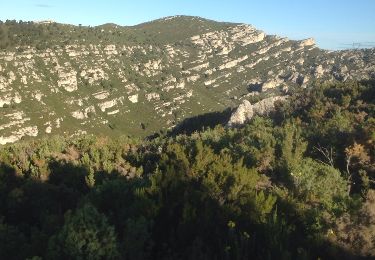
[0,80,374,259]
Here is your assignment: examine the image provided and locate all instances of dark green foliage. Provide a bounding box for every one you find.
[0,80,373,259]
[0,218,30,260]
[48,203,119,259]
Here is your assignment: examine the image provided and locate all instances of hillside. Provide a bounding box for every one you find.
[0,80,374,259]
[0,16,374,144]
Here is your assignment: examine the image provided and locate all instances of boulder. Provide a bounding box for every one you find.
[227,96,287,127]
[299,38,315,47]
[253,96,287,116]
[227,100,253,127]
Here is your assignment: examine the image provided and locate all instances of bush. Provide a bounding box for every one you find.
[291,158,348,212]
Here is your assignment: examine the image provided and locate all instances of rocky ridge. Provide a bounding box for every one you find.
[227,96,287,127]
[0,16,374,144]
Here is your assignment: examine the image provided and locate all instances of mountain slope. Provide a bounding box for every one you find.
[0,16,374,144]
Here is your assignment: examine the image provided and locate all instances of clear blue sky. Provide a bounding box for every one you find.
[1,0,374,50]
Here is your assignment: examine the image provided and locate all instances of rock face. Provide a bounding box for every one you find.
[57,70,78,92]
[0,16,374,144]
[128,94,138,103]
[227,96,287,127]
[261,79,283,91]
[300,38,315,47]
[227,100,254,127]
[252,96,287,115]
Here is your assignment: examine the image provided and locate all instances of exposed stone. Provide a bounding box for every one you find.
[72,110,85,119]
[0,95,12,107]
[107,109,119,115]
[71,106,95,120]
[45,125,52,134]
[227,100,253,127]
[0,135,19,145]
[176,81,185,89]
[300,38,315,47]
[187,75,200,82]
[32,91,43,101]
[288,72,306,85]
[104,44,118,55]
[0,126,38,145]
[230,24,265,46]
[314,65,325,77]
[145,92,160,101]
[14,92,22,103]
[98,99,117,112]
[219,55,248,70]
[261,79,283,91]
[227,96,287,127]
[55,118,62,128]
[190,62,209,71]
[128,94,138,103]
[21,75,28,85]
[93,91,110,100]
[81,68,108,84]
[57,70,78,92]
[252,96,287,116]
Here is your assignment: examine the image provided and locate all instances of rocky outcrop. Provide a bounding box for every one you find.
[145,92,160,101]
[227,100,253,127]
[252,96,287,115]
[71,106,95,120]
[230,24,265,46]
[261,78,284,91]
[314,64,325,77]
[104,45,118,55]
[98,99,118,112]
[93,91,110,100]
[128,94,138,103]
[227,96,287,127]
[81,68,108,84]
[57,69,78,92]
[299,38,316,47]
[0,126,38,145]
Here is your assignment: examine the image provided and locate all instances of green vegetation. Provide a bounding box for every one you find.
[0,17,235,50]
[0,80,374,259]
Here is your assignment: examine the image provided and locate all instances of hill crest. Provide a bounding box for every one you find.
[0,16,374,144]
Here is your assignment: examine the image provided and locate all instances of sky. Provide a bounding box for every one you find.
[1,0,375,50]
